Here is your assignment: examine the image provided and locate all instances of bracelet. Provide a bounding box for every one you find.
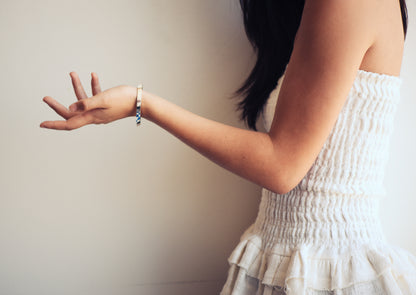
[136,83,143,126]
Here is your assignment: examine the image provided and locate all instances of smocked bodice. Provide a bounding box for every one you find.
[262,69,402,197]
[252,70,402,249]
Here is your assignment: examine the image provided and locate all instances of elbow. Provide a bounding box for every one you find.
[273,182,297,195]
[257,142,306,195]
[267,170,301,195]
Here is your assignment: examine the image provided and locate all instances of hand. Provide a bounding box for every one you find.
[40,72,137,130]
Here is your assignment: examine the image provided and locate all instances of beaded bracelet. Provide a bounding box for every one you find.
[136,83,143,126]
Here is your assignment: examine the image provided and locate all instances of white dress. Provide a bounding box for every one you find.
[220,69,416,295]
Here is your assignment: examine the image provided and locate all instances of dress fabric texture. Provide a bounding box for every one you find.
[220,70,416,295]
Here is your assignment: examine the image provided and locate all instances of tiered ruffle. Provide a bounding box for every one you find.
[220,226,416,294]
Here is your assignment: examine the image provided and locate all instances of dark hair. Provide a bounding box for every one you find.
[236,0,408,130]
[400,0,409,37]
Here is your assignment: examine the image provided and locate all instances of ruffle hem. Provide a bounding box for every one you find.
[220,225,416,295]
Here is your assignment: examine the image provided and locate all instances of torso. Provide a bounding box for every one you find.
[359,0,405,77]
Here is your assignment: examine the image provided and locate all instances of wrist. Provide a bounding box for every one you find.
[126,85,157,120]
[125,85,139,117]
[141,90,157,121]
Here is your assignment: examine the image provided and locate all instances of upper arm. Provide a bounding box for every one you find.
[269,0,377,193]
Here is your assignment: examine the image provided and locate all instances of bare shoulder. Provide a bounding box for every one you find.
[280,0,381,104]
[296,0,380,70]
[301,0,405,76]
[359,0,405,76]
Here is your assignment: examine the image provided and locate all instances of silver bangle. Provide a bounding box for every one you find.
[136,83,143,126]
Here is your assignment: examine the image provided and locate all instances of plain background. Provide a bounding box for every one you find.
[0,0,415,294]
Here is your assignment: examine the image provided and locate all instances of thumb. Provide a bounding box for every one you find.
[69,96,102,112]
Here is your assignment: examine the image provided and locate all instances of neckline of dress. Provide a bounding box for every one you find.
[356,69,401,81]
[278,69,402,83]
[354,69,403,92]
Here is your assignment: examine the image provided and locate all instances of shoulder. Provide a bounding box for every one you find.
[296,0,379,64]
[302,0,381,22]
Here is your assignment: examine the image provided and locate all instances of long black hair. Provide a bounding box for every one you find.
[236,0,408,130]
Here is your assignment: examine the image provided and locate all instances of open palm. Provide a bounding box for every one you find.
[40,72,136,130]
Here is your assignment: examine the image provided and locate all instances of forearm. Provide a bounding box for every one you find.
[132,87,290,194]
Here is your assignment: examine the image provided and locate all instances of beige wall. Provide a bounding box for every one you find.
[0,0,415,294]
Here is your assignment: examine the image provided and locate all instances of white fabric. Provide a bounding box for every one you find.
[220,70,416,295]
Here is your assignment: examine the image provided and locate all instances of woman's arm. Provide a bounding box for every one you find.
[137,0,377,194]
[41,0,378,194]
[139,90,288,193]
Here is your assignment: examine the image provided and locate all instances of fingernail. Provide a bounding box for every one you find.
[69,104,78,112]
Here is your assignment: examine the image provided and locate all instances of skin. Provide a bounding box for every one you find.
[40,0,404,195]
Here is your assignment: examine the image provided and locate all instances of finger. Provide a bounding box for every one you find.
[70,71,88,101]
[91,72,102,96]
[40,112,95,130]
[42,96,74,119]
[68,93,105,113]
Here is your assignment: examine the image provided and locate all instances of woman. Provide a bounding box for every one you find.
[40,0,416,293]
